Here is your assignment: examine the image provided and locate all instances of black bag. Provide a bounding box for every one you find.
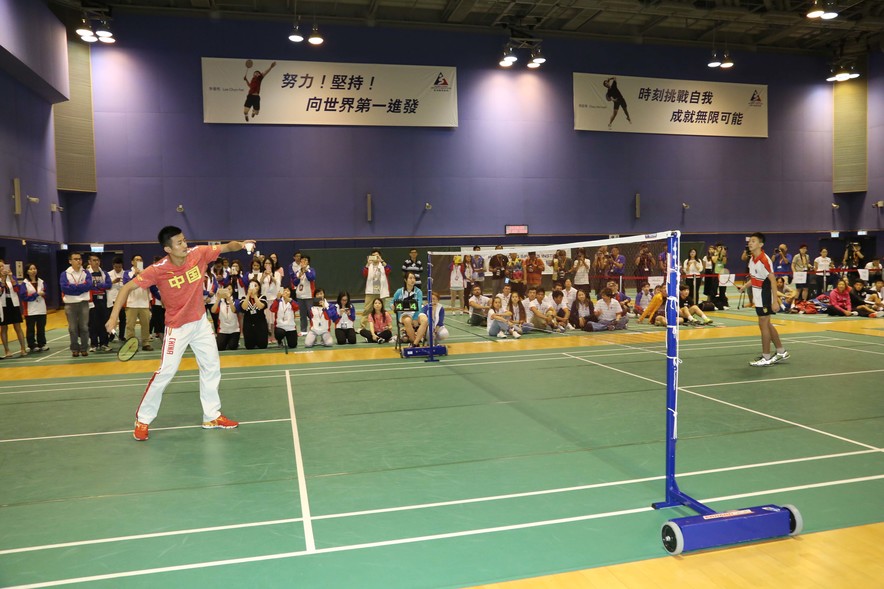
[701,301,716,312]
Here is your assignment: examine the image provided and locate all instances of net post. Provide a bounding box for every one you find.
[653,230,683,509]
[425,253,438,362]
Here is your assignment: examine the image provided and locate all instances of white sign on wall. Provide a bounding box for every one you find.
[574,73,767,138]
[202,58,458,127]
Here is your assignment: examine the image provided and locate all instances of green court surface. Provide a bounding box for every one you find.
[0,330,882,588]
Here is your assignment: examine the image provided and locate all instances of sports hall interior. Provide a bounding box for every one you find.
[1,1,882,588]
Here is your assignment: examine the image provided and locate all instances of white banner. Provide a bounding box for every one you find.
[202,58,457,127]
[574,73,767,137]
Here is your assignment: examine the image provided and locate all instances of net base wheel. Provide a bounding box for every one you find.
[661,521,684,555]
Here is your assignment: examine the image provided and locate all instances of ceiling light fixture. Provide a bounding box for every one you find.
[719,49,734,69]
[530,46,546,65]
[289,23,304,42]
[806,0,825,18]
[75,16,93,37]
[707,50,721,68]
[820,0,839,20]
[308,23,323,45]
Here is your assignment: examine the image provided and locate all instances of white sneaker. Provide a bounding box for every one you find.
[390,336,398,344]
[851,311,858,316]
[750,356,775,367]
[496,332,507,339]
[722,306,730,310]
[565,323,575,331]
[773,350,790,363]
[512,331,521,339]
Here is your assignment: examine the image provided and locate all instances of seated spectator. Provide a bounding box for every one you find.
[213,286,241,351]
[240,279,268,349]
[826,279,853,316]
[329,291,357,345]
[359,297,394,344]
[487,296,518,339]
[775,277,797,313]
[421,291,449,343]
[304,288,334,348]
[551,290,571,331]
[467,284,491,327]
[866,258,883,284]
[527,287,560,332]
[507,291,533,336]
[590,288,629,331]
[606,280,633,315]
[495,283,512,305]
[637,285,666,326]
[634,282,652,316]
[679,285,713,325]
[848,280,883,318]
[562,278,578,308]
[271,287,300,349]
[393,272,428,346]
[569,289,595,332]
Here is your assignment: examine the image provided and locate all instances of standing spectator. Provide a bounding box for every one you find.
[791,244,811,302]
[467,284,491,327]
[714,245,729,308]
[683,248,703,305]
[449,255,466,314]
[240,279,268,349]
[86,253,112,352]
[213,287,241,351]
[59,252,91,358]
[203,268,221,333]
[866,257,883,284]
[289,250,302,277]
[524,251,545,291]
[270,287,299,349]
[123,255,152,351]
[22,263,48,353]
[362,249,392,314]
[260,258,282,340]
[292,256,316,336]
[608,246,626,292]
[246,259,263,288]
[814,248,833,297]
[1,260,27,357]
[843,242,864,285]
[488,246,508,295]
[552,249,572,284]
[506,251,525,297]
[462,254,474,309]
[772,244,792,284]
[572,248,591,295]
[107,256,126,340]
[359,297,394,344]
[401,248,423,288]
[471,246,486,293]
[634,243,655,295]
[148,256,167,342]
[591,246,609,296]
[330,291,357,345]
[702,244,718,302]
[228,260,247,300]
[657,244,669,283]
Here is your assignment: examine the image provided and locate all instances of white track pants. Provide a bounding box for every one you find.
[136,317,222,424]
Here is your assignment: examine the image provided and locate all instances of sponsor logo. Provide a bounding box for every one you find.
[432,72,451,92]
[701,509,753,520]
[749,90,763,107]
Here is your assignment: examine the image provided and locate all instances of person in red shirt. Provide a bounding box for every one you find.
[243,61,276,122]
[106,226,254,441]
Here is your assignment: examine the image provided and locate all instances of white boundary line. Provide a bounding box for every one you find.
[561,352,883,452]
[6,474,883,589]
[285,369,315,552]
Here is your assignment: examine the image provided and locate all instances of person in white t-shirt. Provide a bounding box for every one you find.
[590,288,629,331]
[106,257,127,340]
[527,287,560,332]
[467,284,491,327]
[813,248,833,297]
[330,291,357,345]
[212,286,242,351]
[22,263,48,352]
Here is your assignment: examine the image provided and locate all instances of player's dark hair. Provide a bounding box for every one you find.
[158,226,183,248]
[750,232,766,245]
[336,291,351,308]
[112,256,123,265]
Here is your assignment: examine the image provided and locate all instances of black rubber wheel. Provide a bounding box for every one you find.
[661,521,684,555]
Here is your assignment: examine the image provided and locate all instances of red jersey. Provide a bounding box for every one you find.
[247,74,263,95]
[133,245,221,328]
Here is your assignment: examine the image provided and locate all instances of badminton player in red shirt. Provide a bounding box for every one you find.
[106,226,255,441]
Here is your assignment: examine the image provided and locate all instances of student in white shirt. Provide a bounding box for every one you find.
[487,295,518,339]
[449,256,466,315]
[467,284,491,327]
[212,286,242,350]
[330,291,357,345]
[22,263,48,352]
[123,255,153,351]
[305,289,334,348]
[106,257,127,340]
[270,287,300,349]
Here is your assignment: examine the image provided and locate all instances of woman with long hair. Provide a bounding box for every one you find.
[507,291,533,336]
[22,263,48,352]
[330,291,357,345]
[359,297,394,344]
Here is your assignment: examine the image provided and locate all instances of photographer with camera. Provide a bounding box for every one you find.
[772,243,792,286]
[842,242,864,285]
[362,249,391,314]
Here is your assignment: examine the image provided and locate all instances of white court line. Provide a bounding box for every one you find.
[6,474,883,589]
[0,418,291,444]
[4,446,875,556]
[800,338,884,356]
[687,367,884,388]
[561,352,883,452]
[285,369,315,553]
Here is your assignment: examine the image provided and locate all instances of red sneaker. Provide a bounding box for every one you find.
[133,420,149,441]
[202,415,239,429]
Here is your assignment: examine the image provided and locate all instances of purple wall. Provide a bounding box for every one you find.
[867,52,884,234]
[62,14,880,244]
[0,0,69,103]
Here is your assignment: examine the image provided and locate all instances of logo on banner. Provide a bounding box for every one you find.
[432,73,451,92]
[749,90,763,107]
